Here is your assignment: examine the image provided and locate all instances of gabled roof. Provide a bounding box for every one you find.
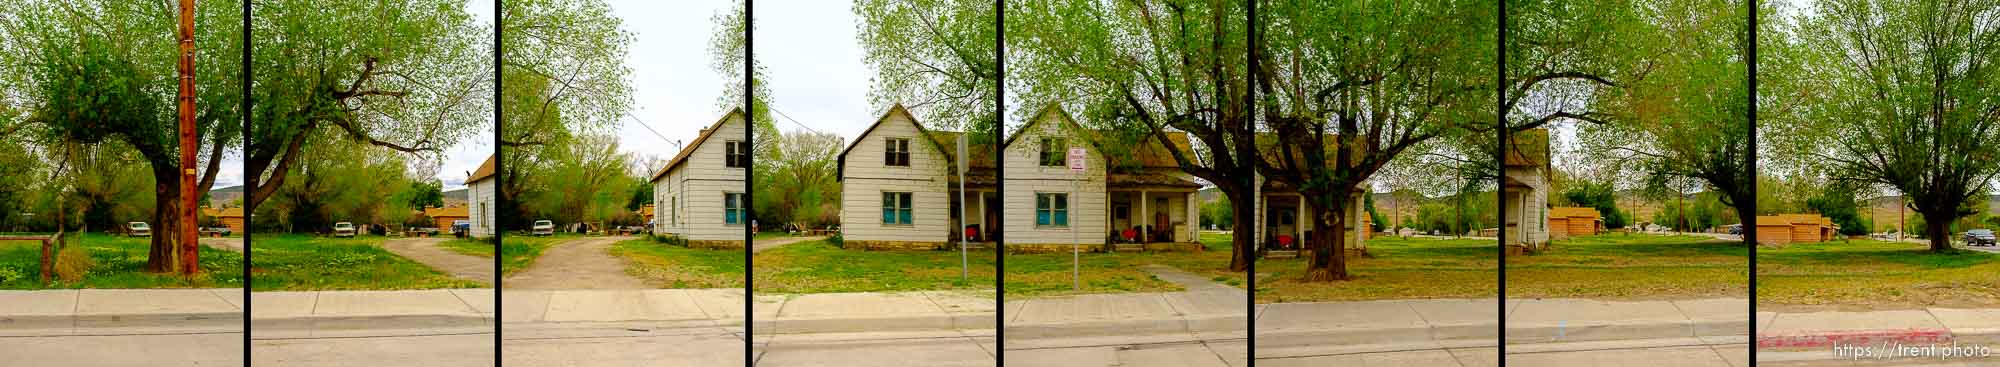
[1005,103,1199,171]
[1549,207,1601,219]
[652,108,748,183]
[467,155,497,184]
[836,104,995,181]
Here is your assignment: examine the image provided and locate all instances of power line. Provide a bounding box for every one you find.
[765,103,823,135]
[624,110,681,150]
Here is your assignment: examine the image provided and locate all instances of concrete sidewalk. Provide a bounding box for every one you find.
[251,289,493,338]
[0,288,243,336]
[1250,297,1749,360]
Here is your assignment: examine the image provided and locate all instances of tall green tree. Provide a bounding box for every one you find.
[249,0,489,212]
[1781,0,2000,252]
[857,0,998,134]
[1009,0,1257,272]
[1256,0,1494,281]
[1,0,243,272]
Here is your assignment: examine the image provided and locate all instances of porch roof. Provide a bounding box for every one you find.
[1106,168,1200,189]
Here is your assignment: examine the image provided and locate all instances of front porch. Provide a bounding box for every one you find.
[1255,190,1369,260]
[1103,170,1203,252]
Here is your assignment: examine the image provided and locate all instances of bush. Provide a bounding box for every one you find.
[826,233,843,246]
[0,266,24,284]
[53,245,93,283]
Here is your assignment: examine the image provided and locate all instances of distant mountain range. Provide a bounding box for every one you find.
[443,188,468,207]
[205,185,242,207]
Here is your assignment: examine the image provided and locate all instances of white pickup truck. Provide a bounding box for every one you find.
[333,222,357,238]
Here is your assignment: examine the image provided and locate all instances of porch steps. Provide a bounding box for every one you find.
[1265,250,1299,259]
[1112,243,1145,252]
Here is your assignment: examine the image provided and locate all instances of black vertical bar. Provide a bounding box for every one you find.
[993,1,1006,365]
[241,1,253,365]
[1745,0,1758,363]
[1245,0,1257,365]
[1496,0,1509,365]
[493,1,506,365]
[743,1,756,366]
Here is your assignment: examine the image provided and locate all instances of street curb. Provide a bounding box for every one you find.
[1756,328,1955,349]
[1257,321,1495,349]
[1507,318,1748,344]
[0,312,243,336]
[1003,314,1245,340]
[248,314,491,338]
[760,313,994,335]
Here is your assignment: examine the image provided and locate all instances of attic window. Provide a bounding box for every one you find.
[1039,138,1064,166]
[885,138,911,166]
[725,141,748,168]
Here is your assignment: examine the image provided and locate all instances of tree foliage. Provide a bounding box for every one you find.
[1775,0,2000,251]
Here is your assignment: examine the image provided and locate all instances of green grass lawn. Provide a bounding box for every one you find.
[1505,234,1747,300]
[438,234,576,276]
[753,239,991,294]
[611,238,745,288]
[249,234,483,291]
[1258,235,1496,303]
[1003,232,1244,298]
[0,233,242,289]
[754,231,790,240]
[1759,240,2000,310]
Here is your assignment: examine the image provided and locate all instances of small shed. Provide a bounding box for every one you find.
[639,204,655,224]
[1549,207,1602,237]
[201,207,246,234]
[1756,215,1793,245]
[424,206,469,230]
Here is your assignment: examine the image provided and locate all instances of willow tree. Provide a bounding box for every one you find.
[1257,0,1494,281]
[0,0,242,273]
[1784,0,2000,252]
[248,0,489,210]
[1008,0,1255,272]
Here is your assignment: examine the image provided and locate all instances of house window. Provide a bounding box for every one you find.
[1037,193,1069,227]
[724,193,746,225]
[884,137,911,166]
[725,141,748,168]
[671,197,678,225]
[882,192,914,225]
[1039,138,1065,166]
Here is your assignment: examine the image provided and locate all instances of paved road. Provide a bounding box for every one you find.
[1010,339,1245,367]
[752,236,824,253]
[505,236,649,289]
[380,237,494,285]
[198,237,243,252]
[255,333,494,366]
[0,332,243,366]
[506,326,746,366]
[757,331,994,366]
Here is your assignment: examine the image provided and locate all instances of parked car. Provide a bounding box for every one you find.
[1725,224,1742,236]
[532,220,555,236]
[333,222,356,238]
[127,222,151,237]
[452,220,472,238]
[1965,229,1996,246]
[200,227,232,237]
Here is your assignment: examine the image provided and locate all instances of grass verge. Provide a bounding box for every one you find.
[752,239,991,293]
[611,237,745,288]
[0,233,242,289]
[1004,232,1243,298]
[1505,234,1746,300]
[1258,235,1496,303]
[249,234,482,291]
[1758,239,2000,310]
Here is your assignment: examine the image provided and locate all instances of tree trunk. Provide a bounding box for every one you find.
[1730,190,1757,246]
[1227,186,1254,272]
[145,168,184,273]
[1304,201,1349,281]
[1924,209,1953,252]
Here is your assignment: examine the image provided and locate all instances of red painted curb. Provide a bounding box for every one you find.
[1757,329,1954,348]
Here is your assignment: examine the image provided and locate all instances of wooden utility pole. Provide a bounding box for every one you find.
[176,0,199,275]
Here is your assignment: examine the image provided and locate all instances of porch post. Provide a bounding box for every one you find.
[1141,190,1149,243]
[1296,195,1306,239]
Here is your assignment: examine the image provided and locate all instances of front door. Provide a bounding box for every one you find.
[985,194,1001,241]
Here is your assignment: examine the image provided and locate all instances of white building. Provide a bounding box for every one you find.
[465,155,497,239]
[835,104,997,250]
[1503,128,1552,253]
[1001,105,1202,252]
[651,109,750,248]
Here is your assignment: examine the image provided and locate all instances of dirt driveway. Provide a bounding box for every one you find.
[379,237,494,286]
[504,236,649,289]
